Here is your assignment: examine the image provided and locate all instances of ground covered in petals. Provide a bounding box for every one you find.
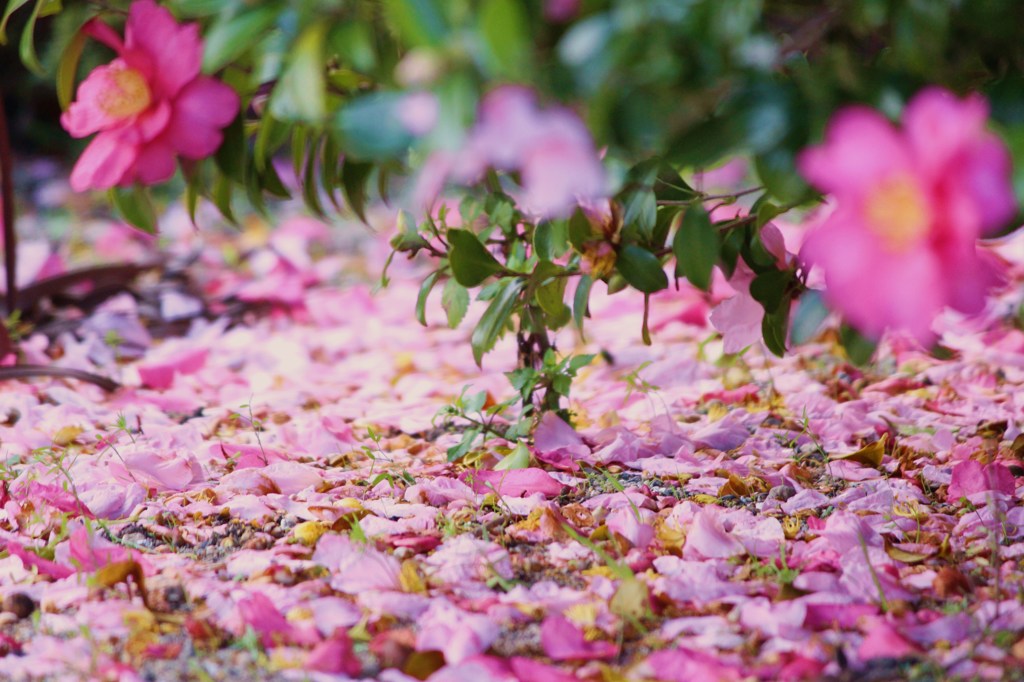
[1,172,1024,681]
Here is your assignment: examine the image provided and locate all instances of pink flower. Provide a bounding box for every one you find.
[418,86,606,219]
[798,88,1016,343]
[61,0,239,191]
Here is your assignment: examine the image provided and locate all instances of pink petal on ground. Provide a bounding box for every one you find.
[643,647,742,681]
[729,514,785,558]
[215,443,288,469]
[77,482,147,520]
[121,450,203,491]
[509,657,578,682]
[236,592,300,648]
[857,618,921,660]
[261,462,322,495]
[415,600,501,664]
[947,459,1015,501]
[691,411,751,452]
[314,535,402,593]
[463,468,564,498]
[137,347,208,389]
[427,657,516,682]
[3,540,74,579]
[606,506,655,549]
[803,603,878,630]
[11,481,93,516]
[305,631,361,676]
[63,525,132,572]
[534,412,590,471]
[540,615,618,661]
[684,508,745,559]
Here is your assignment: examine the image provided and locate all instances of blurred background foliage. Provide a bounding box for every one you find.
[3,0,1024,407]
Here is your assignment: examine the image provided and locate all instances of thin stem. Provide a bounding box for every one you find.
[656,186,764,206]
[0,90,16,316]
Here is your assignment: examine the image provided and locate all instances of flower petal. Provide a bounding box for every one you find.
[69,130,139,191]
[124,0,202,99]
[165,77,240,158]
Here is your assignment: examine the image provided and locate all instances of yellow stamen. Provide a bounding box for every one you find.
[100,67,151,119]
[863,175,931,252]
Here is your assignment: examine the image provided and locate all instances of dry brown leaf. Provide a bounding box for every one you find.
[831,433,888,468]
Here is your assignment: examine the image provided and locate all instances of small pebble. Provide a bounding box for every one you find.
[766,484,797,502]
[3,592,36,619]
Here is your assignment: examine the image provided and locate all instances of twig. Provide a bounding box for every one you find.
[0,364,120,391]
[656,186,764,207]
[0,90,17,316]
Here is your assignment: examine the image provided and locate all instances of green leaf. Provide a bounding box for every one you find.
[290,126,308,182]
[301,136,326,218]
[270,24,326,123]
[471,279,524,367]
[0,0,30,44]
[18,0,47,74]
[329,22,377,73]
[494,441,531,471]
[616,245,668,294]
[654,166,698,203]
[749,269,790,313]
[335,93,414,160]
[761,306,789,357]
[568,209,594,251]
[441,278,469,329]
[447,229,503,287]
[184,170,201,225]
[383,0,447,47]
[341,159,373,223]
[254,115,289,172]
[447,427,481,462]
[790,289,830,345]
[202,4,281,73]
[573,274,593,334]
[108,186,157,235]
[479,0,527,77]
[673,205,718,291]
[754,197,787,228]
[622,189,657,241]
[212,173,236,223]
[741,226,780,273]
[838,324,877,366]
[415,271,441,327]
[534,262,568,320]
[666,115,744,168]
[214,114,246,183]
[320,134,342,211]
[651,205,681,250]
[755,148,811,205]
[533,221,569,262]
[56,20,87,110]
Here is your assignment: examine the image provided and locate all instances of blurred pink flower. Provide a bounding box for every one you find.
[417,86,606,218]
[544,0,580,23]
[798,88,1016,343]
[61,0,239,191]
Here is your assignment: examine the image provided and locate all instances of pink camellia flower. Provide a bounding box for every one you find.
[798,88,1016,343]
[61,0,239,191]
